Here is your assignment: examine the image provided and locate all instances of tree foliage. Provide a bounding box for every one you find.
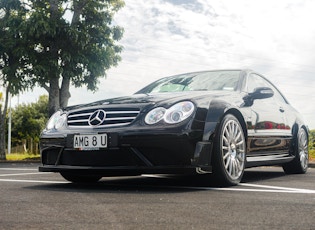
[0,0,33,159]
[11,95,49,145]
[0,0,33,93]
[24,0,125,115]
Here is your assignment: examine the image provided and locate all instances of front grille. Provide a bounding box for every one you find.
[67,107,140,128]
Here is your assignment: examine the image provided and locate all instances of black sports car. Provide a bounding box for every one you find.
[39,69,309,186]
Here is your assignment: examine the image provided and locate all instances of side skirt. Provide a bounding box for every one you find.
[245,154,294,168]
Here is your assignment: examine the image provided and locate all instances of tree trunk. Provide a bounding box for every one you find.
[60,76,71,108]
[0,85,10,160]
[47,0,61,117]
[48,77,60,117]
[0,112,6,160]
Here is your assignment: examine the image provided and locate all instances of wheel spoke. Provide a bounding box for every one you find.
[225,156,231,170]
[222,146,229,150]
[236,140,244,146]
[235,159,241,175]
[235,132,242,142]
[228,159,233,175]
[223,151,230,160]
[230,123,235,139]
[236,154,244,162]
[231,160,236,176]
[223,135,229,145]
[234,160,239,177]
[233,124,238,140]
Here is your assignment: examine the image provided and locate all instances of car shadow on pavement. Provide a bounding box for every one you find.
[25,167,288,193]
[241,168,286,183]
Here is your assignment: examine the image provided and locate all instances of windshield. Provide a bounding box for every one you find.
[136,70,241,94]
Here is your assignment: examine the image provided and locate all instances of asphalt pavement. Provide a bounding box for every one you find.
[0,163,315,230]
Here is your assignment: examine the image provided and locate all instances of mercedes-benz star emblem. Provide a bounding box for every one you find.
[88,109,106,127]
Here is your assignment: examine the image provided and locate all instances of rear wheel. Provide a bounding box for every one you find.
[60,173,102,183]
[283,128,308,174]
[212,114,246,186]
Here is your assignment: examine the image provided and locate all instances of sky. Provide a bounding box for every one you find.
[11,0,315,128]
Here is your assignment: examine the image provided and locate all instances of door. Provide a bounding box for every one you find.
[245,73,291,160]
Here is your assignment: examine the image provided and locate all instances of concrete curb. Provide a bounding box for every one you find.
[0,160,40,164]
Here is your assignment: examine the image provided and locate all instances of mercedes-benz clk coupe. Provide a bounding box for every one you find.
[39,69,309,186]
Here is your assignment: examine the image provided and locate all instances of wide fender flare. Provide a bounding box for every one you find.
[202,99,248,142]
[289,119,309,155]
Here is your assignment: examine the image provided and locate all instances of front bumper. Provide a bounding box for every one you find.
[39,129,213,176]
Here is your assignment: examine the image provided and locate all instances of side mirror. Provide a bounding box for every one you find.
[249,87,274,100]
[243,87,274,106]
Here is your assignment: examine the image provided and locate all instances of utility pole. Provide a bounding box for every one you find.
[7,93,11,154]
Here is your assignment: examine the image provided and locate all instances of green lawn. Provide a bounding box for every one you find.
[6,153,40,161]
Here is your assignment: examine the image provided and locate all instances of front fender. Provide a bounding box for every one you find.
[202,99,232,141]
[202,99,248,141]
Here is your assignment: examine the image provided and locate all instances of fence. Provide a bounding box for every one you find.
[8,138,39,155]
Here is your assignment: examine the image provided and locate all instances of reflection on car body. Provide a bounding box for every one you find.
[39,69,309,186]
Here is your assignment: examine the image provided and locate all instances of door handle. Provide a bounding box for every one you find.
[279,107,285,113]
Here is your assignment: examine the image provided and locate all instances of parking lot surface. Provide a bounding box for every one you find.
[1,163,315,229]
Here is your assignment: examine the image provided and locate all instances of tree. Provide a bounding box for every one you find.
[0,0,32,160]
[0,0,124,159]
[25,0,125,116]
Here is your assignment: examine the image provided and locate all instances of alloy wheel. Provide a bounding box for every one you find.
[221,119,246,180]
[298,128,308,171]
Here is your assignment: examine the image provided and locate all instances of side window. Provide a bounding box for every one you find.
[247,74,267,93]
[247,74,287,104]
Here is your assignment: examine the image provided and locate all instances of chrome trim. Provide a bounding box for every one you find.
[67,107,140,128]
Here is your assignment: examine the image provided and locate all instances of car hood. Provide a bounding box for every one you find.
[65,91,236,111]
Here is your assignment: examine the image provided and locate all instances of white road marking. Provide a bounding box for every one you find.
[141,174,315,194]
[0,177,314,193]
[0,168,38,171]
[0,178,67,184]
[182,185,315,194]
[0,172,49,177]
[241,183,315,193]
[0,169,315,194]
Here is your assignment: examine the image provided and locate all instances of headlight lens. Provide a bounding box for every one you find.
[164,101,195,124]
[145,101,195,125]
[145,107,166,125]
[46,111,67,130]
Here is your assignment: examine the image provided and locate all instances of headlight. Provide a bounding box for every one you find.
[164,101,195,124]
[145,101,195,125]
[145,107,166,125]
[46,110,67,130]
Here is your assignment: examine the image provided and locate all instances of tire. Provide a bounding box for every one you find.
[212,114,246,186]
[282,128,308,174]
[60,173,102,183]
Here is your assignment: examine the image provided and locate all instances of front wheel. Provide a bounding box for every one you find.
[212,114,246,186]
[60,173,102,183]
[282,128,308,174]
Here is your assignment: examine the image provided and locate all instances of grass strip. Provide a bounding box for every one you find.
[6,153,40,161]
